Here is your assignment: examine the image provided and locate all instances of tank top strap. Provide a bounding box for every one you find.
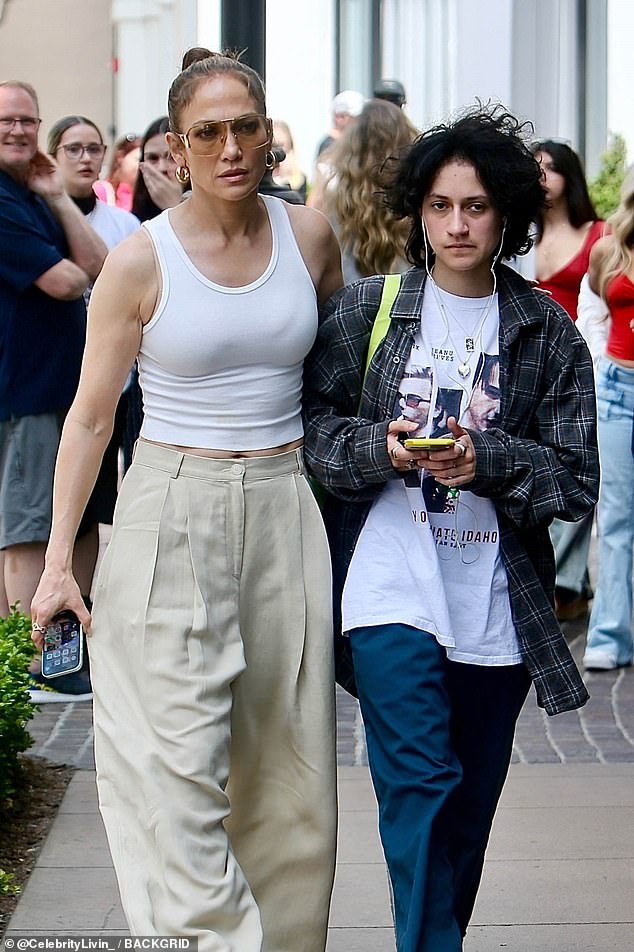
[141,212,172,331]
[260,194,308,275]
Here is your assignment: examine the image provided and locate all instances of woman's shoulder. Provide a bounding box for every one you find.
[98,226,155,281]
[589,233,612,263]
[282,200,335,241]
[323,273,403,323]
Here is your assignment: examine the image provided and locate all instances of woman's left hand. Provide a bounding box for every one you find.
[418,417,475,487]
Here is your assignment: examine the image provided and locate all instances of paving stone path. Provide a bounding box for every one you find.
[28,615,634,770]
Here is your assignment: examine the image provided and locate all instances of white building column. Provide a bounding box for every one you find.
[111,0,198,138]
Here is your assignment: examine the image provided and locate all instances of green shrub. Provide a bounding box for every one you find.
[0,867,20,896]
[0,609,37,806]
[589,133,627,220]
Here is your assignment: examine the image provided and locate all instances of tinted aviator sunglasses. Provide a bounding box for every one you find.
[176,114,272,156]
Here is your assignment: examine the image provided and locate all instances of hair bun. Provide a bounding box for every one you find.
[181,47,216,71]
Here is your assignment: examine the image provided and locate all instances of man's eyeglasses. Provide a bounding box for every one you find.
[0,116,41,131]
[176,114,272,156]
[404,393,431,407]
[56,143,106,161]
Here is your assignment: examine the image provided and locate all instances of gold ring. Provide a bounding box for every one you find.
[391,445,399,461]
[31,622,47,634]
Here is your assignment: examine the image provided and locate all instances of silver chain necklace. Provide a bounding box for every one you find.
[428,275,496,379]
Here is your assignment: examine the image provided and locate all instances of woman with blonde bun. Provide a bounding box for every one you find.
[32,47,342,950]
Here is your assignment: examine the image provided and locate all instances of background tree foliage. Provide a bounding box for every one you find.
[589,133,627,219]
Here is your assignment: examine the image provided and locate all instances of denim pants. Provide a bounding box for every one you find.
[549,513,594,597]
[350,623,530,952]
[586,358,634,665]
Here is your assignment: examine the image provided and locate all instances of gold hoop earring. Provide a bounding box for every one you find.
[265,151,275,170]
[175,164,190,184]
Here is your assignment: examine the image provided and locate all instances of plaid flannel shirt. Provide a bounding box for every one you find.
[303,264,599,715]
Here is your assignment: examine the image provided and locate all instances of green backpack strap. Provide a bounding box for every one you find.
[310,273,402,512]
[361,273,402,388]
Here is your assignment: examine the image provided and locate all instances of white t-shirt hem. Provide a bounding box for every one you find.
[342,612,456,648]
[446,648,523,665]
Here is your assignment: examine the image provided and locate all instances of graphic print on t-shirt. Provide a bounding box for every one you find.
[395,288,517,660]
[396,368,434,436]
[463,353,501,431]
[341,286,519,666]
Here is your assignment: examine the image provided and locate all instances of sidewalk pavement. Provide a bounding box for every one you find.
[6,617,634,950]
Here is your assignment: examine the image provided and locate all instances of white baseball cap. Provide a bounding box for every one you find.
[332,90,365,118]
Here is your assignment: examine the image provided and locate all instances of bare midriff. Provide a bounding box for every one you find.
[606,353,634,369]
[141,436,304,459]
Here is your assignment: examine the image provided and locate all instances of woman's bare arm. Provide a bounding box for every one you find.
[31,231,158,634]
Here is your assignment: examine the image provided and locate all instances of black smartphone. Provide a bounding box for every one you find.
[41,610,83,679]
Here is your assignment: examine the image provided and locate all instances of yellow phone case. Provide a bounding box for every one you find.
[403,437,455,450]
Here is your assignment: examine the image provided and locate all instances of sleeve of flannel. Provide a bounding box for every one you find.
[466,303,600,529]
[302,278,398,501]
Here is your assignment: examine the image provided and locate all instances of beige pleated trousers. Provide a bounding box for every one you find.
[89,440,337,952]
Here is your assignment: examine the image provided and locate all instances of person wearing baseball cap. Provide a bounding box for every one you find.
[374,78,407,108]
[315,89,365,158]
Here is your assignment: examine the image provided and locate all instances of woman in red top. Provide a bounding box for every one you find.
[533,140,603,319]
[583,167,634,670]
[533,140,603,620]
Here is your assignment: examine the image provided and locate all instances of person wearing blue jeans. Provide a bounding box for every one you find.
[582,167,634,672]
[584,359,634,669]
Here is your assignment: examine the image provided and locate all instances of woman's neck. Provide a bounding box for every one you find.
[177,186,265,241]
[542,199,571,230]
[431,263,495,298]
[70,191,97,215]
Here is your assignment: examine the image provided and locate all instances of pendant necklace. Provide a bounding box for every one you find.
[428,275,496,379]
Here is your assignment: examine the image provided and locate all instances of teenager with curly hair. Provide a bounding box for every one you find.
[304,104,598,951]
[314,98,417,280]
[583,165,634,671]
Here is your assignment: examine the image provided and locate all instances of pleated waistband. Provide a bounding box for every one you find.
[132,439,305,482]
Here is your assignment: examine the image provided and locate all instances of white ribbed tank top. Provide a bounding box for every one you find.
[138,195,318,450]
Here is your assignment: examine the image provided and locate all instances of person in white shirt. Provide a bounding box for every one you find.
[303,105,598,952]
[32,50,342,950]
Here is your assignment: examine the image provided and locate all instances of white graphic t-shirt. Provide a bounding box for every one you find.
[342,283,521,665]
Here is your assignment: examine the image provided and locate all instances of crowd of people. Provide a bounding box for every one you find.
[0,46,628,952]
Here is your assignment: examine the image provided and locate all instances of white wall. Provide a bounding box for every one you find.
[112,0,198,136]
[452,0,513,111]
[196,0,335,176]
[265,0,337,176]
[607,0,634,162]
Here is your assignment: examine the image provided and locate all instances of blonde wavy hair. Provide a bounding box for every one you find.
[323,99,418,276]
[599,165,634,300]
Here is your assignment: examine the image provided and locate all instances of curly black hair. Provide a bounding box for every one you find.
[384,104,546,268]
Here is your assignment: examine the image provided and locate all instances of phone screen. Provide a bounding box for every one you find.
[41,611,83,678]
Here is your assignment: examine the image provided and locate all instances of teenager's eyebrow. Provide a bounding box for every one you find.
[427,192,490,202]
